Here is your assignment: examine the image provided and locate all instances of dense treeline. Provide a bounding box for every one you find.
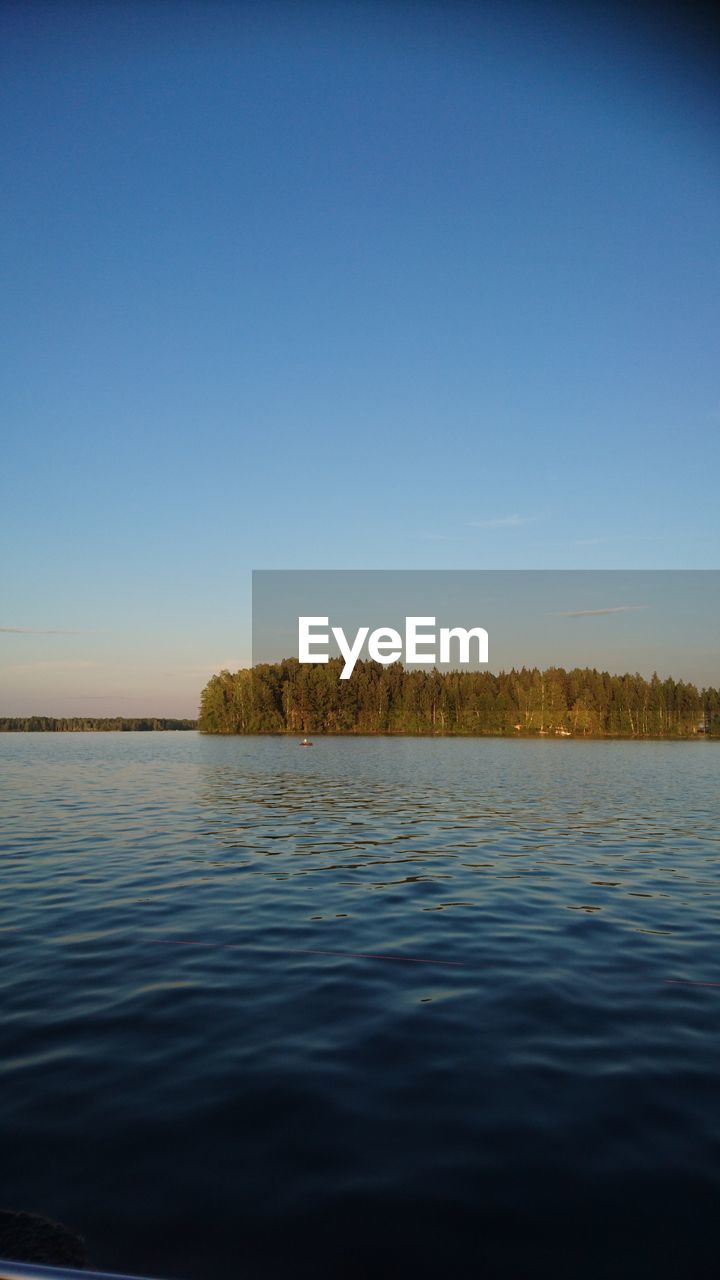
[199,659,720,738]
[0,718,197,732]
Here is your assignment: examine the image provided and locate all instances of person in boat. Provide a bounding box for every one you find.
[299,737,313,746]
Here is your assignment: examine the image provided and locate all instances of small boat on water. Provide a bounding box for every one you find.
[299,737,313,747]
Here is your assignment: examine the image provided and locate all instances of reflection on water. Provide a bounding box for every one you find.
[1,733,719,1279]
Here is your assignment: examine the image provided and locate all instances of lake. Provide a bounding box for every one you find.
[1,733,719,1278]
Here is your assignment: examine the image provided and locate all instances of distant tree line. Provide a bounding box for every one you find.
[0,717,197,732]
[199,659,720,738]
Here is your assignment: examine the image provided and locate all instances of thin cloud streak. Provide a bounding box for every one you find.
[468,514,532,529]
[554,606,647,618]
[574,536,662,546]
[0,626,97,635]
[0,660,103,673]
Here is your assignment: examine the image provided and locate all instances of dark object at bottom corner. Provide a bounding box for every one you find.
[0,1210,87,1269]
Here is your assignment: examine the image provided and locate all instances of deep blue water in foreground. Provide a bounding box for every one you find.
[1,733,719,1279]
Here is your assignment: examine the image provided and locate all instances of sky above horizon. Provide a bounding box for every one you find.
[2,1,719,716]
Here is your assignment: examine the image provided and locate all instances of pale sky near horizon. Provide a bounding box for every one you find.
[2,1,719,716]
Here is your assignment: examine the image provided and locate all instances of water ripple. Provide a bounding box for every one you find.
[1,733,719,1278]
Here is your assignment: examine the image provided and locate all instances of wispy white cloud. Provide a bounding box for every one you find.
[0,626,96,635]
[468,514,532,529]
[0,660,103,672]
[574,535,661,546]
[554,606,647,618]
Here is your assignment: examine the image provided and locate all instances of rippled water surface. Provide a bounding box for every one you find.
[1,733,719,1278]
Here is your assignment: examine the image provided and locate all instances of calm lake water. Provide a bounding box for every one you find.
[1,733,719,1278]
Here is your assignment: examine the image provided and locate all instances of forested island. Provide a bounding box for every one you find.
[0,718,197,732]
[199,660,720,738]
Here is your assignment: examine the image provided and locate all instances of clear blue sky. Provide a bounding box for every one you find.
[1,1,719,715]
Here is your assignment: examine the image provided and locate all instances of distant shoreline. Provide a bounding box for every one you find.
[0,718,198,732]
[199,729,717,741]
[1,724,715,740]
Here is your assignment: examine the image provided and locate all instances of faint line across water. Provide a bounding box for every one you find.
[5,928,719,985]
